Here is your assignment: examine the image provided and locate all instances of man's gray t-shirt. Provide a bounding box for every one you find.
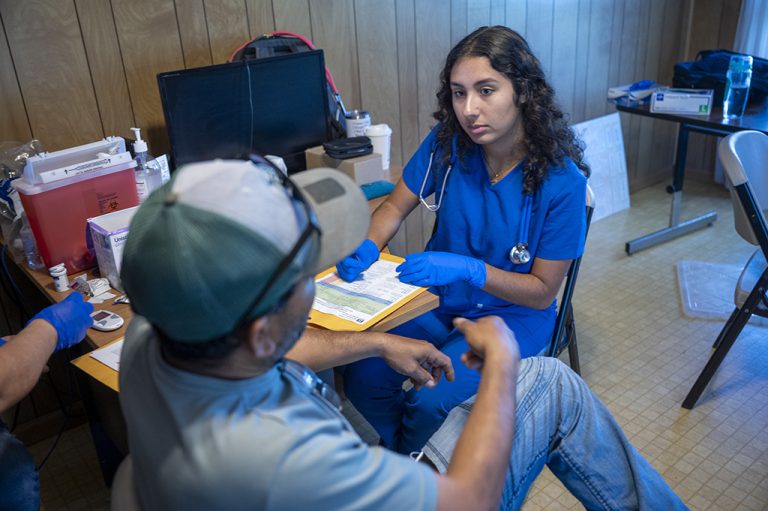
[118,317,438,510]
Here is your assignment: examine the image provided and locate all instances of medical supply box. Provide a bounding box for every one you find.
[12,139,139,274]
[305,145,385,185]
[650,88,714,115]
[88,206,138,292]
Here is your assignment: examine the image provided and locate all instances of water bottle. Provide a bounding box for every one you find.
[20,214,44,270]
[723,55,752,119]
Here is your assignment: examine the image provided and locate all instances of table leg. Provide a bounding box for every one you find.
[625,123,718,255]
[74,367,127,487]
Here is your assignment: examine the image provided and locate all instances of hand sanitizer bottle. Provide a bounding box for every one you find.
[130,127,162,202]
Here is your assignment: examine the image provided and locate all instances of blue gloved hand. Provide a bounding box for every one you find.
[336,239,380,282]
[29,293,94,352]
[396,251,487,288]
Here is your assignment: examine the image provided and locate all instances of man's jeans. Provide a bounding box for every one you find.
[0,420,40,511]
[423,357,689,510]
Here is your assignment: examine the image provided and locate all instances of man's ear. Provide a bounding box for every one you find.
[245,316,277,359]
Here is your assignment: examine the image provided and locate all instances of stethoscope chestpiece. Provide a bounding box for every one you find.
[509,243,531,265]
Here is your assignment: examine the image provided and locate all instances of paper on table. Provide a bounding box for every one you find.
[309,253,427,331]
[89,338,124,371]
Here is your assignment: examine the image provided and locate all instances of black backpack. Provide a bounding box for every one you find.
[229,31,347,139]
[673,49,768,106]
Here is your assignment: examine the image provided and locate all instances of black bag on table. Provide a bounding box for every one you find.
[673,49,768,106]
[323,137,372,160]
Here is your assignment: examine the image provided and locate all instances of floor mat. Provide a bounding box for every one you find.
[677,260,768,326]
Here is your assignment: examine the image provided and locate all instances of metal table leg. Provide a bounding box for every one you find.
[625,123,719,255]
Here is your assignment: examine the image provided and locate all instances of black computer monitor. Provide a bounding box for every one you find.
[157,50,331,172]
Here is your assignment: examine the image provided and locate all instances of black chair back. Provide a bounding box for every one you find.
[546,185,595,375]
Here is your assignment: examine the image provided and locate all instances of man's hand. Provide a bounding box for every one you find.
[381,335,455,390]
[30,293,94,352]
[453,316,520,372]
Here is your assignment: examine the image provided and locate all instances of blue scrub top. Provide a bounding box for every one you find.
[403,127,587,319]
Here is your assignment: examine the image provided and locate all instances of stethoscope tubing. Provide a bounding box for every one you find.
[417,138,533,265]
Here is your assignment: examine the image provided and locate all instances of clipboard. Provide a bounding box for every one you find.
[308,253,427,331]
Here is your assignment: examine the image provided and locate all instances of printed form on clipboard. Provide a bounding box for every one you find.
[309,253,427,331]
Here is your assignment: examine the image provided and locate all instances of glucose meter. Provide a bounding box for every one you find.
[90,310,124,332]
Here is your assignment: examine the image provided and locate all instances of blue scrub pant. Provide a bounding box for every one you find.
[0,420,40,511]
[343,307,555,454]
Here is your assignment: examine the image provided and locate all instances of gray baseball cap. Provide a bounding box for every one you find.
[121,159,369,342]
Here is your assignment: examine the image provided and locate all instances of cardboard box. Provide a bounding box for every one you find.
[650,88,714,115]
[88,206,138,291]
[305,146,384,185]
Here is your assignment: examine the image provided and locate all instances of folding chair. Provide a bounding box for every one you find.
[682,130,768,409]
[546,185,595,375]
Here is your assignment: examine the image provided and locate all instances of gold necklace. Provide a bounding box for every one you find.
[483,153,522,184]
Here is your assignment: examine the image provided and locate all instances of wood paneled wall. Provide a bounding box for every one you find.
[684,0,742,177]
[0,0,739,190]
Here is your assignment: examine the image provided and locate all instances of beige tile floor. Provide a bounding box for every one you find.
[523,180,768,511]
[27,179,768,510]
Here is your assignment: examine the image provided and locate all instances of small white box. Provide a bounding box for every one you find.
[650,88,714,115]
[88,206,138,291]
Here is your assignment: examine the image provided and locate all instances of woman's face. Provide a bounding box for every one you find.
[450,56,524,154]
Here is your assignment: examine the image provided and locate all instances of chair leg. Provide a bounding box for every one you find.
[712,307,739,349]
[567,328,581,376]
[682,306,752,409]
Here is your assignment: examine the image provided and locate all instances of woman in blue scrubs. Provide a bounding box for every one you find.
[337,26,590,454]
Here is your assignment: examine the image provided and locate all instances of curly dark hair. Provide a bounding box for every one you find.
[433,26,589,194]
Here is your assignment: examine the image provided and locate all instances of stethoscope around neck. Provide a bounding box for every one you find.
[417,135,534,265]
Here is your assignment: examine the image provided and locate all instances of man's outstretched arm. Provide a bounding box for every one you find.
[434,316,520,511]
[0,293,93,412]
[286,327,455,390]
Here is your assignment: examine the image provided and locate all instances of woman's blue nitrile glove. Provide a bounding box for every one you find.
[336,239,380,282]
[0,338,5,348]
[396,251,487,288]
[29,293,94,352]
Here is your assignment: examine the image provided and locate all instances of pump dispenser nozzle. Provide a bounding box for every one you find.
[130,127,148,155]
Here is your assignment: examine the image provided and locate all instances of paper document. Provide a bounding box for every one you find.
[309,254,426,331]
[89,338,124,372]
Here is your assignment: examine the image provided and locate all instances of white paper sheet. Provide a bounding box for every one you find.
[88,338,124,371]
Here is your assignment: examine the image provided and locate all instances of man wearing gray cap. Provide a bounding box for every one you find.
[118,158,686,510]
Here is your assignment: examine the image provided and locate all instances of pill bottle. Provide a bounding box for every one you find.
[49,263,69,292]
